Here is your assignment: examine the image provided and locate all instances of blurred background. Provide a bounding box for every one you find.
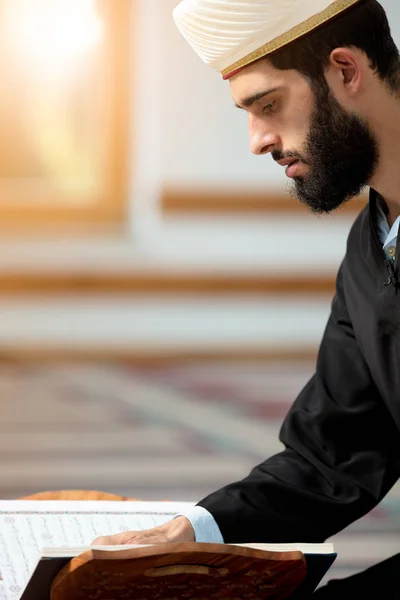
[0,0,399,582]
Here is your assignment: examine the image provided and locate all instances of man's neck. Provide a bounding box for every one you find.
[368,90,400,224]
[386,206,399,229]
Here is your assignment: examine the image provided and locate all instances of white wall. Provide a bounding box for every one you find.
[147,0,287,188]
[0,1,398,352]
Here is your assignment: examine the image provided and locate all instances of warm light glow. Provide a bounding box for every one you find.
[5,0,104,75]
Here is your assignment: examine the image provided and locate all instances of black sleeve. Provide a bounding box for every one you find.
[197,261,400,543]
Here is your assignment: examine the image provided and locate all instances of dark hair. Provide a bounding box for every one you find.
[267,0,400,93]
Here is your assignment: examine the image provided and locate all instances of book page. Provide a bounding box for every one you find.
[235,543,335,554]
[0,500,194,600]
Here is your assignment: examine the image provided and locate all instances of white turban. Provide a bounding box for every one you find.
[173,0,362,79]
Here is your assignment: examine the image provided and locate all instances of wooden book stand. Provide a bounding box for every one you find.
[51,543,306,600]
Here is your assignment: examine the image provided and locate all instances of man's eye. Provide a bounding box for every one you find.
[263,101,276,114]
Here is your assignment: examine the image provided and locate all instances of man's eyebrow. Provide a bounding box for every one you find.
[234,87,280,109]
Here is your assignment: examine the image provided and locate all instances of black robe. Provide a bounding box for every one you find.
[198,188,400,544]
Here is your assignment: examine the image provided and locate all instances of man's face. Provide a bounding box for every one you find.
[230,59,379,213]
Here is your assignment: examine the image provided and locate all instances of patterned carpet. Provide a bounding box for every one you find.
[1,360,399,584]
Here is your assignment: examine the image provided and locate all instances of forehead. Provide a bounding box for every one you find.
[229,59,311,106]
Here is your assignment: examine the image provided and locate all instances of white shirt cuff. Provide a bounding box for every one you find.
[174,505,224,543]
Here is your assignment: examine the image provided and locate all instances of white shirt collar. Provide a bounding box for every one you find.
[375,196,400,259]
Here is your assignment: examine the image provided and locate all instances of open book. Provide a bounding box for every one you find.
[0,500,336,600]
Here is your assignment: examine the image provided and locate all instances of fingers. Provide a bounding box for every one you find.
[92,531,136,546]
[91,518,194,547]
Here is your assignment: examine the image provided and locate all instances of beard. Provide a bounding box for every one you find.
[273,85,380,214]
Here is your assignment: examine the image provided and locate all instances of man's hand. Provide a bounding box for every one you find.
[92,516,195,546]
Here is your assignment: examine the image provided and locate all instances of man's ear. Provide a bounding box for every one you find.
[328,47,362,93]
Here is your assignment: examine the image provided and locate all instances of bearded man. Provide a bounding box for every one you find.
[95,1,400,596]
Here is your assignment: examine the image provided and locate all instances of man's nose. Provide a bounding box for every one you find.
[249,114,279,156]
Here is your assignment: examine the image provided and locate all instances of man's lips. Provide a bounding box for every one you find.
[285,160,300,178]
[276,158,299,167]
[275,158,301,177]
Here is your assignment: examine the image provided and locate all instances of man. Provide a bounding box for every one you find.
[95,0,400,596]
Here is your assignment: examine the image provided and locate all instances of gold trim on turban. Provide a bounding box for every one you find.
[222,0,362,78]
